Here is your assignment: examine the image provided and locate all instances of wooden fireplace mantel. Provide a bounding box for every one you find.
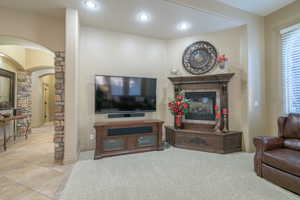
[168,73,234,85]
[167,73,242,154]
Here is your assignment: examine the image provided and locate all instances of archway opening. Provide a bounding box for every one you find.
[0,35,62,167]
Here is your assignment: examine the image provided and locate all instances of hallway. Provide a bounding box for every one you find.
[0,123,73,200]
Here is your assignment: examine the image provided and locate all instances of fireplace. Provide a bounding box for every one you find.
[166,73,242,155]
[169,73,234,131]
[185,91,217,122]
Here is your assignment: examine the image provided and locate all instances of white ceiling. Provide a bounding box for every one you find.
[0,0,244,40]
[216,0,296,16]
[78,0,243,39]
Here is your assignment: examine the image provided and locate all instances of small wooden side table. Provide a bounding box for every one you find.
[0,119,10,151]
[0,115,29,151]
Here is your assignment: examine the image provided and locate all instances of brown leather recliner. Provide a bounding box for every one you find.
[254,114,300,194]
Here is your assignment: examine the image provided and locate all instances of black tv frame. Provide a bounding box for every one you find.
[94,75,157,114]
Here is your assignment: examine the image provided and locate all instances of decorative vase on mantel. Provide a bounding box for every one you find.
[174,114,183,129]
[217,54,229,73]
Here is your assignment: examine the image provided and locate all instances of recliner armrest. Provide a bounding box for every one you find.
[253,136,284,176]
[254,136,284,152]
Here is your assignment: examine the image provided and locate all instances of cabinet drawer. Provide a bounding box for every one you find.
[103,138,125,151]
[176,134,210,148]
[137,135,156,147]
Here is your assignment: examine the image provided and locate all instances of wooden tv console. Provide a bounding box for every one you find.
[94,120,164,159]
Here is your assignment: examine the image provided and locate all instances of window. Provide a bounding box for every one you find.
[281,24,300,114]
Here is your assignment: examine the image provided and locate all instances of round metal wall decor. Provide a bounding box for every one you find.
[182,41,218,75]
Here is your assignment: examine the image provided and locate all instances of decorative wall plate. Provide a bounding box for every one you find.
[182,41,218,75]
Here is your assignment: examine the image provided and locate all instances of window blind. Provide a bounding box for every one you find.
[281,25,300,114]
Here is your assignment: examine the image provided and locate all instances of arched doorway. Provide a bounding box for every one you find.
[0,36,65,163]
[0,36,68,199]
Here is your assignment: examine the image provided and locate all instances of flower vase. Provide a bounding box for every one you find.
[174,115,183,129]
[219,61,229,73]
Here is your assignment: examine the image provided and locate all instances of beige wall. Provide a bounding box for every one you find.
[265,1,300,137]
[0,7,65,51]
[79,26,247,151]
[79,27,168,151]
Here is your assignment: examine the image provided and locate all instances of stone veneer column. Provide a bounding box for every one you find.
[16,72,32,136]
[54,51,65,162]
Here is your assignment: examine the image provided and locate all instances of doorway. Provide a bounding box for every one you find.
[40,74,55,124]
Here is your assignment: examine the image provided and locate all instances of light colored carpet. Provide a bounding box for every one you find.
[60,148,300,200]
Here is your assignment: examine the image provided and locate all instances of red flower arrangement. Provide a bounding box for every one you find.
[168,95,190,116]
[168,95,190,129]
[217,54,228,63]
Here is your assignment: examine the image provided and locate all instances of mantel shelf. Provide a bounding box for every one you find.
[168,73,234,85]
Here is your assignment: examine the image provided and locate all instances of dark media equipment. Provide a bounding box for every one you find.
[95,75,157,114]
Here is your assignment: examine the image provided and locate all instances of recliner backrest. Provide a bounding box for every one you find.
[284,114,300,139]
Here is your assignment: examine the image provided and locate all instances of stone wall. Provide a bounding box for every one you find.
[16,72,32,136]
[54,51,65,162]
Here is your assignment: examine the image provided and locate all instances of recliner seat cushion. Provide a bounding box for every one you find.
[263,148,300,177]
[284,139,300,151]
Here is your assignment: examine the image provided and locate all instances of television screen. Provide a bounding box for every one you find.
[95,75,157,113]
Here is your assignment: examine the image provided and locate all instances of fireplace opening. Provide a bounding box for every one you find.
[185,91,216,121]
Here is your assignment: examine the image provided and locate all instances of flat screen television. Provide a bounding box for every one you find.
[95,75,157,114]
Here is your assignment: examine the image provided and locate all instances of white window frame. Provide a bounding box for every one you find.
[280,23,300,114]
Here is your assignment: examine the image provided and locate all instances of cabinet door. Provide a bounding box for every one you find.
[137,135,156,147]
[103,138,125,151]
[127,136,137,149]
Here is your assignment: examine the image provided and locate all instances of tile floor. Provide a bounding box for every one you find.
[0,123,73,200]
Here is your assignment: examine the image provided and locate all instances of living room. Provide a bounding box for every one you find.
[0,0,299,199]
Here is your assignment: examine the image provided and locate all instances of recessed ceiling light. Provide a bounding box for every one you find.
[137,11,151,23]
[83,0,99,10]
[177,22,191,31]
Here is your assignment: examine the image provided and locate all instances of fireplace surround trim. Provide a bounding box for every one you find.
[168,73,234,132]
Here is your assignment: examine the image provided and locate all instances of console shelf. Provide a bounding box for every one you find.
[94,120,164,159]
